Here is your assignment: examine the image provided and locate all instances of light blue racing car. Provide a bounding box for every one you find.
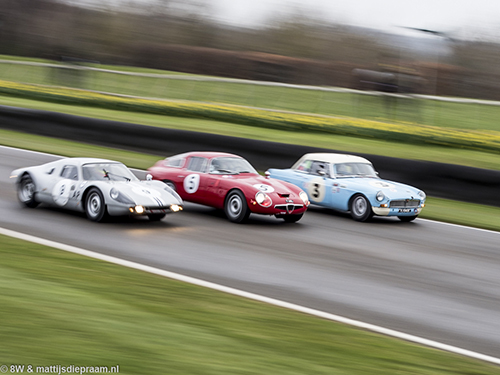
[267,153,426,222]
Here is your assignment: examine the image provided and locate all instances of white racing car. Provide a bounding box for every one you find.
[11,157,183,222]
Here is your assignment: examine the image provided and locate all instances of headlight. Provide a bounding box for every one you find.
[110,188,134,204]
[299,191,309,205]
[418,190,426,199]
[376,190,385,202]
[255,192,272,207]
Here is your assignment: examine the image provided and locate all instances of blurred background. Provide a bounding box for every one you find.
[2,0,500,100]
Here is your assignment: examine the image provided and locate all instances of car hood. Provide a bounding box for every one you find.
[226,174,302,195]
[102,180,182,206]
[338,177,424,199]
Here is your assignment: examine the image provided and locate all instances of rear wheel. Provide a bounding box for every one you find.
[85,188,108,222]
[18,174,39,208]
[224,190,250,223]
[398,215,418,222]
[350,194,373,222]
[282,213,303,223]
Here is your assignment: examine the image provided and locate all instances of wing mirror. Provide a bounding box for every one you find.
[146,173,153,181]
[265,171,271,179]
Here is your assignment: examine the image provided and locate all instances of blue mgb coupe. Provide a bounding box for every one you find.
[267,153,426,222]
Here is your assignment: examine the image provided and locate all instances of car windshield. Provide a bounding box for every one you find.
[82,163,138,181]
[334,163,378,178]
[209,157,257,174]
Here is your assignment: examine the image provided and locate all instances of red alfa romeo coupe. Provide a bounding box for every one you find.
[147,151,310,223]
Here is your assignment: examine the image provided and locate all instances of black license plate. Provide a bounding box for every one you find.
[398,208,412,213]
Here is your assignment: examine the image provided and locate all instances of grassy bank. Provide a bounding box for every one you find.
[1,234,498,374]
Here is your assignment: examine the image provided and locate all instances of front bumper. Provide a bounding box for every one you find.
[372,206,423,216]
[107,204,183,216]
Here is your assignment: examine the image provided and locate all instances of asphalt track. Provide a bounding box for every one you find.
[2,146,500,360]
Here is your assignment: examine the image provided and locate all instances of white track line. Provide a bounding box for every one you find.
[1,226,499,366]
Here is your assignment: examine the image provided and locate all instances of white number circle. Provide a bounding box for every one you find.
[253,184,275,193]
[307,177,326,203]
[183,174,200,194]
[52,179,72,206]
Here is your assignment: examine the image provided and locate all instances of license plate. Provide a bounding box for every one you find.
[398,208,412,213]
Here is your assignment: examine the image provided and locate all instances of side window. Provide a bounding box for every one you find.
[186,157,208,173]
[295,159,313,173]
[310,161,330,177]
[164,157,185,168]
[60,165,78,180]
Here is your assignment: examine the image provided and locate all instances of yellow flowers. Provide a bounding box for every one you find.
[1,79,500,154]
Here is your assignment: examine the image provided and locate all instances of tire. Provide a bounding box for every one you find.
[282,213,304,223]
[350,194,373,222]
[85,188,108,222]
[224,190,250,223]
[163,180,176,192]
[148,213,166,221]
[18,174,39,208]
[398,215,418,222]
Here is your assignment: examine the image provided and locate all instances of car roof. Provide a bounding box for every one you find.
[295,153,372,165]
[169,151,242,159]
[60,157,122,166]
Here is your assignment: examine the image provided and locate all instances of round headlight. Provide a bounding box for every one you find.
[255,191,272,207]
[110,188,119,200]
[299,191,309,204]
[418,190,426,199]
[376,190,385,202]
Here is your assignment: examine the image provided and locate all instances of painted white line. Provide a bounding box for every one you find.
[1,226,499,366]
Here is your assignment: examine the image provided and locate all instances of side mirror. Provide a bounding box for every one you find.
[317,170,326,176]
[146,173,153,181]
[265,171,271,179]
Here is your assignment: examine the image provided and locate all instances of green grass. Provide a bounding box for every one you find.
[2,96,500,171]
[1,234,499,374]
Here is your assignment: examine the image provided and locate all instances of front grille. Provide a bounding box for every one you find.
[274,204,304,214]
[389,199,420,208]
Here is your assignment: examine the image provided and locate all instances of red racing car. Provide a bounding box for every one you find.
[148,151,310,223]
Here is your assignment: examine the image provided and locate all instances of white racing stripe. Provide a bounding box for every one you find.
[1,226,499,366]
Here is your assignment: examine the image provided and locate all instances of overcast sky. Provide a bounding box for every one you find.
[204,0,500,39]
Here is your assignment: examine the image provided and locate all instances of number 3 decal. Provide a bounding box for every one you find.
[307,177,326,203]
[183,174,200,194]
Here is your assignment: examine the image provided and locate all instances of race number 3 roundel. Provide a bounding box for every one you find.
[307,177,326,203]
[183,174,200,194]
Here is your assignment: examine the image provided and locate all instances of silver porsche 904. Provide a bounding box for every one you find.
[10,157,183,222]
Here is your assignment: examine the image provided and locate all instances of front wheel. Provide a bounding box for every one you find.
[398,215,418,222]
[18,174,39,208]
[85,188,108,222]
[350,194,373,222]
[282,213,303,223]
[163,180,176,192]
[224,190,250,223]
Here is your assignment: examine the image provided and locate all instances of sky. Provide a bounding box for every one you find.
[83,0,500,41]
[204,0,500,40]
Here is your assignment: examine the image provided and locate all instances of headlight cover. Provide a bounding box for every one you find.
[376,190,385,202]
[299,191,309,205]
[418,190,426,200]
[255,191,272,207]
[110,188,134,204]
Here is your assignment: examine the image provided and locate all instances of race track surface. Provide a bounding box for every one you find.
[2,146,499,358]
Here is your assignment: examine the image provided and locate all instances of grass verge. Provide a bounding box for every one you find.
[1,234,499,374]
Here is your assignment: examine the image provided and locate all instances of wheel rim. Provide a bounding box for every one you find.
[87,192,102,218]
[228,194,243,218]
[20,179,34,202]
[352,196,367,217]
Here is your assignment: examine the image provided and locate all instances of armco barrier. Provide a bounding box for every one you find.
[1,105,499,207]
